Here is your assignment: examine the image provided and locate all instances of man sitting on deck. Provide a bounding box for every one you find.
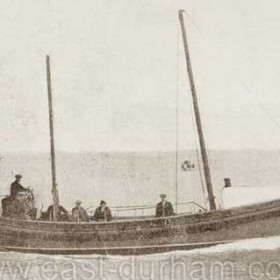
[2,174,30,217]
[10,174,28,198]
[93,200,112,222]
[72,200,88,222]
[42,204,69,222]
[155,194,174,218]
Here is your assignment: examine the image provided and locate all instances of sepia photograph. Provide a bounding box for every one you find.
[0,0,280,279]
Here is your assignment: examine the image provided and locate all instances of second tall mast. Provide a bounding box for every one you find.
[46,55,60,221]
[178,10,216,211]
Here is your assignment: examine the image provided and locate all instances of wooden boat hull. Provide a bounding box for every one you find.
[1,240,231,255]
[1,199,280,255]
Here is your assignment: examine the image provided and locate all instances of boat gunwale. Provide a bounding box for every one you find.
[0,198,280,233]
[1,198,280,227]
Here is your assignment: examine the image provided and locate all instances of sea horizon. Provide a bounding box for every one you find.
[0,149,280,213]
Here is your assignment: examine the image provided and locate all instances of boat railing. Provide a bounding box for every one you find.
[85,201,207,219]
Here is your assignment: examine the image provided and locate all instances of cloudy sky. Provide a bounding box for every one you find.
[0,0,280,152]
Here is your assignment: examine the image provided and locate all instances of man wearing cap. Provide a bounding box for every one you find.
[72,200,88,222]
[10,175,28,199]
[93,200,112,222]
[156,194,174,218]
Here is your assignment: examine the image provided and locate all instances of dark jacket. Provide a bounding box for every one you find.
[46,205,69,221]
[156,201,174,217]
[93,206,112,222]
[72,206,88,222]
[10,181,27,198]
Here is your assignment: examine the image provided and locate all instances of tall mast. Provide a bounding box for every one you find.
[178,10,216,211]
[46,55,60,221]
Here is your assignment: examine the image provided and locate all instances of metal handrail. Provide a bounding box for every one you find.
[85,201,206,217]
[86,201,205,210]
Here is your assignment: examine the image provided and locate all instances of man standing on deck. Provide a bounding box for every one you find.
[93,200,112,222]
[10,174,28,198]
[156,194,174,217]
[72,200,88,222]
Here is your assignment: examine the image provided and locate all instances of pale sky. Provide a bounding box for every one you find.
[1,0,280,152]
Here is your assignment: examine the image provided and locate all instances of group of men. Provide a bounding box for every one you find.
[4,175,175,221]
[41,199,112,222]
[71,199,112,222]
[71,193,174,222]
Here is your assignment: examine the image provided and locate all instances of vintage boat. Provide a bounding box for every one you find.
[1,10,280,255]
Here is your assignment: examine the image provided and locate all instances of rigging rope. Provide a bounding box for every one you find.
[241,82,280,170]
[175,18,207,210]
[175,22,180,213]
[242,83,280,129]
[189,96,208,209]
